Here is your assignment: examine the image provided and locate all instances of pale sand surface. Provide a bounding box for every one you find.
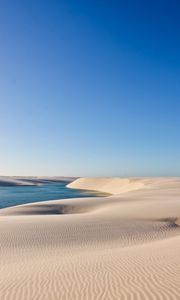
[1,177,180,299]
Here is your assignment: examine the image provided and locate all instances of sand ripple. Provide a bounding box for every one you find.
[1,177,180,299]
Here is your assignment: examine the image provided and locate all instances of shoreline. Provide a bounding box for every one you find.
[0,179,107,210]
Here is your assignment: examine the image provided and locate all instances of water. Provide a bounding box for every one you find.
[0,181,105,209]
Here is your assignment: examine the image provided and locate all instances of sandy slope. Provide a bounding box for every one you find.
[67,177,145,194]
[67,176,180,195]
[1,178,180,299]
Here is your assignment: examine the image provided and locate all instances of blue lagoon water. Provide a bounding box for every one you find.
[0,181,104,209]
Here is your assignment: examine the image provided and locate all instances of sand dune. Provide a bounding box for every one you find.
[67,177,145,194]
[0,176,75,186]
[1,177,180,299]
[67,176,180,195]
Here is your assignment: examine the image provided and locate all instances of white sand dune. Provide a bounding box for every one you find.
[1,177,180,299]
[67,176,180,195]
[67,177,145,194]
[0,176,75,186]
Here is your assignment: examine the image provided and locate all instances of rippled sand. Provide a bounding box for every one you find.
[1,177,180,299]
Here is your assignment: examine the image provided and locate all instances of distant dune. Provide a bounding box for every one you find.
[0,176,76,186]
[1,177,180,299]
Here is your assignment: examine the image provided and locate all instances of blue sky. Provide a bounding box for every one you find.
[0,0,180,176]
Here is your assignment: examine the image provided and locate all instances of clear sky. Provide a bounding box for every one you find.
[0,0,180,176]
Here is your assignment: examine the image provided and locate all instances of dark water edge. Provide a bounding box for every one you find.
[0,181,107,209]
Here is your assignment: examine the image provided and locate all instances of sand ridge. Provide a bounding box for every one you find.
[1,177,180,299]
